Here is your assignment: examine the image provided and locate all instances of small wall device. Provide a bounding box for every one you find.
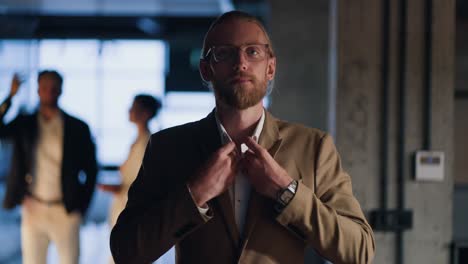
[414,151,445,182]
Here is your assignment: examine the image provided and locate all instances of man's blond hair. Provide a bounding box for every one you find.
[201,10,275,59]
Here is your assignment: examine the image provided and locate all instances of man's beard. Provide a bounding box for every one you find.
[213,74,267,110]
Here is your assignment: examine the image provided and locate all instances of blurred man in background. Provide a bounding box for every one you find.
[0,70,97,264]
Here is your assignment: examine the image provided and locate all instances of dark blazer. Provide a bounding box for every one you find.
[110,110,375,264]
[0,96,98,215]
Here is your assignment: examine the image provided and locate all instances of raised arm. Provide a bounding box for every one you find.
[0,74,25,137]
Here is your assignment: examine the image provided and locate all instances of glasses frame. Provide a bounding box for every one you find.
[203,43,271,63]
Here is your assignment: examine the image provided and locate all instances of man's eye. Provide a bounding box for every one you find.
[246,47,261,56]
[216,48,233,58]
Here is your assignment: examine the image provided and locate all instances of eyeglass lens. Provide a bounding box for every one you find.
[212,44,268,62]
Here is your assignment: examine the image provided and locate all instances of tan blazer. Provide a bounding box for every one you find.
[110,110,375,264]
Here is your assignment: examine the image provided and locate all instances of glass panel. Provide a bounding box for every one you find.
[0,40,39,122]
[37,39,166,165]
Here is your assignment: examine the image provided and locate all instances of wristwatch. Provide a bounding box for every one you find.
[274,179,298,213]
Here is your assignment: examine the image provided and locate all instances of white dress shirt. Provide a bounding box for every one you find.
[31,112,64,201]
[213,109,265,235]
[109,131,150,226]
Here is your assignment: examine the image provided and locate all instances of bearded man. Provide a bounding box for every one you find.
[110,11,375,264]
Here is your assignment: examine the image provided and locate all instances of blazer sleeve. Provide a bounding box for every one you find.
[110,134,210,264]
[275,133,375,264]
[0,96,12,119]
[0,96,15,138]
[0,96,30,140]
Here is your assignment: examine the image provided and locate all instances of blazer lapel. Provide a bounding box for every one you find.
[215,191,240,248]
[61,112,72,181]
[240,110,282,250]
[196,110,240,248]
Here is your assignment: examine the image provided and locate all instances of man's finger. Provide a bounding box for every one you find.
[243,150,259,167]
[229,149,241,166]
[218,141,236,156]
[243,136,264,155]
[243,149,255,160]
[13,73,20,81]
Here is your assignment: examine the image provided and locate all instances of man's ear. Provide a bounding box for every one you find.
[199,59,213,82]
[266,57,276,81]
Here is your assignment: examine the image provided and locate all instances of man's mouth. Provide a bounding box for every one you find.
[230,76,252,84]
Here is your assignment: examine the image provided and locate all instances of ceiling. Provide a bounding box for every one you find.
[0,0,268,38]
[0,0,234,16]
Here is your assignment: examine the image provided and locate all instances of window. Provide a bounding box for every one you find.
[39,39,167,165]
[0,39,170,165]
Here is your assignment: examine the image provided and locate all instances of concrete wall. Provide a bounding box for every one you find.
[337,1,454,263]
[269,0,455,263]
[269,2,332,262]
[269,0,330,131]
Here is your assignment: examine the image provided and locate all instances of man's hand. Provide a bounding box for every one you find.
[242,136,293,200]
[188,141,239,207]
[22,196,33,209]
[97,184,122,194]
[10,73,24,97]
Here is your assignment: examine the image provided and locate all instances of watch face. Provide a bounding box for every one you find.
[280,190,294,202]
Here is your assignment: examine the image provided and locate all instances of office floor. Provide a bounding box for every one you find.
[48,222,175,264]
[0,184,175,264]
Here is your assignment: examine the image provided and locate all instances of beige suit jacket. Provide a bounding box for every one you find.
[110,110,375,264]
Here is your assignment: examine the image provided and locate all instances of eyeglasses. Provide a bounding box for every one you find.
[204,44,271,63]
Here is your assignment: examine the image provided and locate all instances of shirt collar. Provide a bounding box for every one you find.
[37,110,63,127]
[215,109,265,153]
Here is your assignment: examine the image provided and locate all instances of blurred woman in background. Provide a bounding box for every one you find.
[99,94,161,229]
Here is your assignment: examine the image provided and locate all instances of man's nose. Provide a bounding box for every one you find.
[232,50,249,71]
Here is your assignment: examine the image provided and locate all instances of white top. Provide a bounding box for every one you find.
[109,131,150,226]
[214,109,265,236]
[31,112,64,201]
